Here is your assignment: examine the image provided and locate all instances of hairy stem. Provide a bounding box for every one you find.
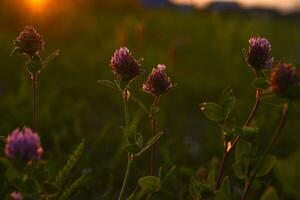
[215,89,262,190]
[32,73,38,131]
[241,103,289,200]
[118,157,133,200]
[118,88,132,200]
[149,95,160,176]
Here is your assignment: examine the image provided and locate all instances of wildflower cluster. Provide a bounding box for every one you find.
[199,36,300,200]
[0,26,86,200]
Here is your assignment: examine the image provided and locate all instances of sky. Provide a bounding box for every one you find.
[171,0,300,13]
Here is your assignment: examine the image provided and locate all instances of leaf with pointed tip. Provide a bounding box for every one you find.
[42,50,60,68]
[138,176,161,193]
[200,102,225,122]
[253,77,270,89]
[97,80,118,91]
[254,155,276,178]
[219,87,236,115]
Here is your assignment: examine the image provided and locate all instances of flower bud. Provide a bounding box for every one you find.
[270,63,300,99]
[143,64,173,96]
[5,127,43,162]
[110,47,142,84]
[247,37,272,69]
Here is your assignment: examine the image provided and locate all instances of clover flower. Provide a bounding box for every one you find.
[143,64,173,96]
[110,47,142,84]
[5,127,43,162]
[10,191,23,200]
[270,63,300,99]
[247,37,273,69]
[13,26,44,57]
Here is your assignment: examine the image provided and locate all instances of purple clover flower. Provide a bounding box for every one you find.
[5,127,43,162]
[14,26,44,57]
[270,63,300,99]
[247,37,273,69]
[10,191,23,200]
[110,47,142,84]
[143,64,173,96]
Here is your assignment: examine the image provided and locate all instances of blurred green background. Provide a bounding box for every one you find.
[0,0,300,199]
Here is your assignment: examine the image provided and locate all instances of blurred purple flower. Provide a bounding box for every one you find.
[110,47,142,84]
[14,26,44,57]
[5,127,43,162]
[247,37,273,69]
[271,63,300,99]
[10,191,23,200]
[143,64,173,96]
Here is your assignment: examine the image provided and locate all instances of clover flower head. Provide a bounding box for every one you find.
[271,63,300,99]
[110,47,142,84]
[10,191,23,200]
[143,64,173,96]
[5,127,43,162]
[247,37,272,69]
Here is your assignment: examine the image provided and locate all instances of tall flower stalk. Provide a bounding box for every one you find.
[11,26,59,131]
[241,63,300,199]
[104,47,144,200]
[215,37,272,190]
[241,102,289,200]
[143,64,173,175]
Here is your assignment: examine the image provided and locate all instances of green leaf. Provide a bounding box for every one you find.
[10,47,24,56]
[235,139,252,162]
[207,169,216,189]
[26,56,43,74]
[149,104,160,117]
[135,132,163,157]
[219,87,236,115]
[41,50,60,70]
[199,102,225,122]
[161,165,176,184]
[188,177,200,200]
[275,150,300,197]
[59,175,87,200]
[55,139,86,188]
[0,158,20,182]
[254,155,276,178]
[97,80,119,91]
[235,126,259,139]
[135,132,144,148]
[131,96,149,114]
[253,77,270,89]
[123,144,140,154]
[138,176,161,193]
[260,187,279,200]
[220,177,231,200]
[232,160,247,180]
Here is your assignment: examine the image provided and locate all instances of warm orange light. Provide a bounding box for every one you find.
[31,0,47,12]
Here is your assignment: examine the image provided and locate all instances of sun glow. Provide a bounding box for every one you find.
[31,0,48,12]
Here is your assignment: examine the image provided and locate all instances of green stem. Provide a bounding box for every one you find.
[118,158,133,200]
[241,103,289,200]
[149,95,160,176]
[32,73,38,131]
[118,88,132,200]
[215,89,262,190]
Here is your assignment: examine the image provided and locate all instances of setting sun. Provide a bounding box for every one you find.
[31,0,48,11]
